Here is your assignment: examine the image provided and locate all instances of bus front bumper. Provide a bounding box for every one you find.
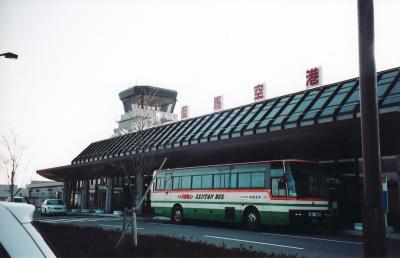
[289,210,332,225]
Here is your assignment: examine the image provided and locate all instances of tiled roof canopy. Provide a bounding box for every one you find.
[72,68,400,165]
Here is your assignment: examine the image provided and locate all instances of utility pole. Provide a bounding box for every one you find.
[357,0,387,257]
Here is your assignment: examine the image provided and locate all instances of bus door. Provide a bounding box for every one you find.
[270,162,287,197]
[164,173,173,200]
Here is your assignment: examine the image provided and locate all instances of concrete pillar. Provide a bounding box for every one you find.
[105,177,113,213]
[63,181,69,209]
[81,180,89,210]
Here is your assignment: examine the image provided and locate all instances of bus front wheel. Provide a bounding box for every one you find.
[244,208,260,230]
[172,205,184,224]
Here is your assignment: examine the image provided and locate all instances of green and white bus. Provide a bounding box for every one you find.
[151,160,330,229]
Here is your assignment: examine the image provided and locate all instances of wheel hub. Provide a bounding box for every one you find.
[248,213,257,223]
[175,210,182,221]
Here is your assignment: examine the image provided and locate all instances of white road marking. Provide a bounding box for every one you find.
[100,224,144,230]
[204,235,304,250]
[37,217,95,222]
[78,218,122,222]
[36,219,82,223]
[152,216,170,221]
[261,232,363,245]
[37,217,122,223]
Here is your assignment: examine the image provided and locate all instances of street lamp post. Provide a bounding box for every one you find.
[0,52,18,60]
[357,0,387,257]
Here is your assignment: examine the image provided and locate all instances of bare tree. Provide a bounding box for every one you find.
[130,88,161,212]
[114,155,166,248]
[0,131,30,200]
[134,88,163,131]
[112,150,156,214]
[113,88,168,247]
[121,88,165,213]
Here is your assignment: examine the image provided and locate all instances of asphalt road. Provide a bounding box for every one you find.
[35,215,399,258]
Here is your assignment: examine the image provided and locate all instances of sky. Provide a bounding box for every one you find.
[0,0,399,184]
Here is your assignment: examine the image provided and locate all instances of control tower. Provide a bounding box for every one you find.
[114,86,178,136]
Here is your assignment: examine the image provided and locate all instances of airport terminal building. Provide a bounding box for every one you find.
[37,68,400,229]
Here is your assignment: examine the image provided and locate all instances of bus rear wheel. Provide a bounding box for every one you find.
[172,206,184,224]
[244,208,260,230]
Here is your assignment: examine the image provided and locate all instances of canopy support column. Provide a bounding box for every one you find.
[105,177,113,213]
[81,180,89,210]
[63,181,70,209]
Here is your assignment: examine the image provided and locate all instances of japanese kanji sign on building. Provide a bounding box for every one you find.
[254,84,264,101]
[181,105,189,119]
[306,67,321,88]
[214,96,223,112]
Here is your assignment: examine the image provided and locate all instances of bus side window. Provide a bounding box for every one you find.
[238,173,251,188]
[156,177,165,190]
[192,175,202,189]
[251,172,265,188]
[173,176,181,190]
[213,174,221,189]
[202,175,213,189]
[271,177,287,197]
[182,176,191,189]
[271,167,284,177]
[265,164,271,188]
[224,174,230,188]
[165,174,172,190]
[230,173,237,188]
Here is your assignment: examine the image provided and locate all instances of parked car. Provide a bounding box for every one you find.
[6,196,28,203]
[41,199,67,215]
[0,202,56,258]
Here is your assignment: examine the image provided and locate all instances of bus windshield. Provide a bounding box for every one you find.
[286,162,327,198]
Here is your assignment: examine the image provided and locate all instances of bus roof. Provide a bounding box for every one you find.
[155,159,316,173]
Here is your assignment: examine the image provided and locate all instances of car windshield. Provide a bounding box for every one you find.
[285,162,327,198]
[13,198,24,203]
[47,200,64,205]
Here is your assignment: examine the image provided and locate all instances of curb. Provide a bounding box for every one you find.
[67,212,121,217]
[340,230,400,240]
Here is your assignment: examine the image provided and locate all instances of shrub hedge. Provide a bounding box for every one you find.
[34,222,302,258]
